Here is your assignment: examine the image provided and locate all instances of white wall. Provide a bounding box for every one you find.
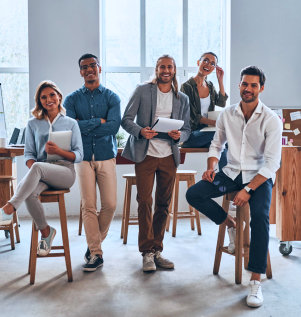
[230,0,301,107]
[18,0,301,217]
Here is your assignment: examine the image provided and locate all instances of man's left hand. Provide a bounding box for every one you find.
[233,188,251,207]
[168,130,181,140]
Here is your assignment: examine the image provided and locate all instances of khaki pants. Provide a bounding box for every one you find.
[135,155,176,254]
[76,158,117,256]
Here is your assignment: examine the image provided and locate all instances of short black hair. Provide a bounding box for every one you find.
[240,66,266,86]
[199,52,218,63]
[78,53,99,67]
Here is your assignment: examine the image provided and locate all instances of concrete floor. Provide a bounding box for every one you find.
[0,216,301,317]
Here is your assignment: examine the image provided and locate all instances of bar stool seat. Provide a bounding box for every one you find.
[166,170,201,237]
[213,191,272,284]
[0,176,20,250]
[28,189,72,285]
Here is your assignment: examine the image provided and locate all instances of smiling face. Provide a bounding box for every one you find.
[156,57,176,84]
[39,87,61,115]
[197,54,217,76]
[80,57,101,84]
[239,75,264,104]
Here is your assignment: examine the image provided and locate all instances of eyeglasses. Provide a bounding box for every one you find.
[80,62,99,70]
[202,58,216,67]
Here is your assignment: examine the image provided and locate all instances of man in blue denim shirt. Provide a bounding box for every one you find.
[64,53,121,272]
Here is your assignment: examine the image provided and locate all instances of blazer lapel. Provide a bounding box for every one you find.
[151,84,157,125]
[171,93,180,119]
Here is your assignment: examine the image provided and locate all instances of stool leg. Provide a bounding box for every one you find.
[9,223,15,250]
[188,176,201,235]
[123,180,132,244]
[172,177,180,237]
[213,195,230,275]
[266,250,272,279]
[235,206,244,284]
[13,211,20,243]
[243,208,250,270]
[78,200,83,236]
[121,180,128,239]
[166,184,174,232]
[29,222,38,284]
[187,179,195,231]
[58,194,73,282]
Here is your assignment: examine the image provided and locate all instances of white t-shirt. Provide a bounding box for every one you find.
[200,94,210,118]
[147,88,173,157]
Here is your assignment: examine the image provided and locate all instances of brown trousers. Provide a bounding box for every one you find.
[135,155,176,254]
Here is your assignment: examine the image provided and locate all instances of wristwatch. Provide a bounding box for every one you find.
[244,186,255,195]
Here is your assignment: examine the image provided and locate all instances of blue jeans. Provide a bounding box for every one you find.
[182,130,227,170]
[186,171,273,274]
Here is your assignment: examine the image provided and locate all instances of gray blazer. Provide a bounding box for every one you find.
[121,82,191,167]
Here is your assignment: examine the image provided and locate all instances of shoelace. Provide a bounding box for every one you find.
[145,253,154,263]
[38,240,48,251]
[89,255,99,264]
[250,284,261,297]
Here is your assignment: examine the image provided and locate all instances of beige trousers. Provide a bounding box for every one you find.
[76,158,117,256]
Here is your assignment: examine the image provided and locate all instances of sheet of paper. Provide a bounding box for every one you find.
[284,123,291,129]
[293,128,300,135]
[273,109,283,120]
[290,111,301,121]
[152,117,184,133]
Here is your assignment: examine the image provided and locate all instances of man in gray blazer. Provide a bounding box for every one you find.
[121,55,190,272]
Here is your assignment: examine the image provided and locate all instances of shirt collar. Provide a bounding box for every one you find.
[81,84,104,94]
[235,99,264,114]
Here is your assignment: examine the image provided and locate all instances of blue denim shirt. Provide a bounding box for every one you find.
[64,85,121,161]
[24,113,83,164]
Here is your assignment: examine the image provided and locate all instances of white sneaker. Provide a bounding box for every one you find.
[246,280,263,307]
[227,227,236,254]
[0,208,13,222]
[143,252,156,272]
[154,251,174,269]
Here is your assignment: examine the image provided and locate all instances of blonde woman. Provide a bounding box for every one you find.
[1,81,83,255]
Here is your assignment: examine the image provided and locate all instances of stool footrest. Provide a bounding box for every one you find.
[128,221,139,225]
[37,253,66,258]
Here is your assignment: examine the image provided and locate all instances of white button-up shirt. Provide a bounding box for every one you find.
[208,100,282,183]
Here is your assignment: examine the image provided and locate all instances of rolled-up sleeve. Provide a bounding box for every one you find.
[24,122,37,164]
[70,121,84,163]
[208,112,227,160]
[258,115,282,179]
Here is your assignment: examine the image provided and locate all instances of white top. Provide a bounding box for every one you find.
[147,88,173,157]
[208,100,282,183]
[200,95,211,118]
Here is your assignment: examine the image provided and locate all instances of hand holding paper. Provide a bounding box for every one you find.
[151,117,184,133]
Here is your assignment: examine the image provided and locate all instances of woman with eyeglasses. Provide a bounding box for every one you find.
[0,80,83,256]
[180,52,228,168]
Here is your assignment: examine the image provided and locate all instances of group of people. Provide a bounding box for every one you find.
[0,52,282,308]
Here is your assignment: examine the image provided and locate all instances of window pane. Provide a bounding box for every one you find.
[188,0,222,67]
[0,0,28,67]
[146,0,183,67]
[106,73,141,114]
[0,73,29,139]
[105,0,140,66]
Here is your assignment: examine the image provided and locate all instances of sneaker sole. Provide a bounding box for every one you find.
[83,263,103,272]
[246,300,263,308]
[143,266,156,272]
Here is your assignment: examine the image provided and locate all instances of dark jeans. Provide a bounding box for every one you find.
[182,130,227,170]
[186,171,273,274]
[135,155,176,255]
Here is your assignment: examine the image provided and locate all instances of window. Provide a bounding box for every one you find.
[0,0,29,139]
[101,0,228,116]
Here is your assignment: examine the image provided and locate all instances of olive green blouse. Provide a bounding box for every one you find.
[180,77,228,131]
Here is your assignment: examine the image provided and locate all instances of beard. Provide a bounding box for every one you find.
[241,92,257,103]
[156,74,174,84]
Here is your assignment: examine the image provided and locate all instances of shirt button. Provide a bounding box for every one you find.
[91,105,93,107]
[92,116,94,118]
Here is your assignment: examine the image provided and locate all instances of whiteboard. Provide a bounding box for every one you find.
[0,83,7,138]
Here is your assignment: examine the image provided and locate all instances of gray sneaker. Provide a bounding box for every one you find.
[37,226,56,256]
[227,227,236,254]
[143,252,156,272]
[154,251,174,269]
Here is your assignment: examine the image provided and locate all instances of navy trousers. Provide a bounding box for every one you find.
[186,171,273,274]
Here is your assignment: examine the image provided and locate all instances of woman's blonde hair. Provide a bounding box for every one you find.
[32,80,66,119]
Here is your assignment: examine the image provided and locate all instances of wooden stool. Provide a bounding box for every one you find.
[0,176,20,250]
[121,173,138,244]
[213,191,272,284]
[166,170,201,237]
[28,189,72,285]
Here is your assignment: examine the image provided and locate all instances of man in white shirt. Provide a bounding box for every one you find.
[121,55,190,272]
[186,66,282,308]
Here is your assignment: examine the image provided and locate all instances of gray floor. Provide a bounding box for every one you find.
[0,216,301,317]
